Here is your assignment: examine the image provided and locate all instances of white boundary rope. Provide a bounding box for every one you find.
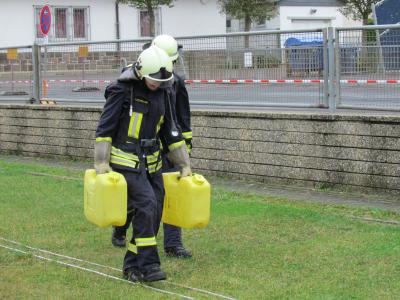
[0,237,237,300]
[0,242,193,300]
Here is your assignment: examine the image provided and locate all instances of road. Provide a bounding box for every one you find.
[1,79,399,110]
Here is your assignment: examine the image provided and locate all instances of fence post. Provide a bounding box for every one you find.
[327,27,336,111]
[32,43,41,103]
[322,28,329,107]
[334,28,341,109]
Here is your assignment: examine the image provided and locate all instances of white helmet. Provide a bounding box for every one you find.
[135,45,173,82]
[152,34,179,61]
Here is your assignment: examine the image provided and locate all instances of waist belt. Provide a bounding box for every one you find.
[110,145,162,174]
[126,137,158,149]
[123,137,161,175]
[140,138,157,148]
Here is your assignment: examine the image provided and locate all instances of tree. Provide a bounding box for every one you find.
[217,0,277,48]
[340,0,382,72]
[340,0,382,45]
[218,0,277,32]
[340,0,381,25]
[117,0,175,37]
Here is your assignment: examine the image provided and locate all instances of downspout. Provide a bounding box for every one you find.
[115,1,121,64]
[115,0,120,40]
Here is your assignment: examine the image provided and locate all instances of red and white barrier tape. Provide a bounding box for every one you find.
[47,79,112,84]
[340,79,400,84]
[0,79,399,85]
[185,79,324,84]
[0,79,112,85]
[185,79,400,84]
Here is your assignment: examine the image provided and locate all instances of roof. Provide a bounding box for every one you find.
[279,0,343,6]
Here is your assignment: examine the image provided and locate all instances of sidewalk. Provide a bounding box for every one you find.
[2,154,400,214]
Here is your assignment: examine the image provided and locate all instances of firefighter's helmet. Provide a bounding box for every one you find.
[135,46,173,82]
[152,34,179,61]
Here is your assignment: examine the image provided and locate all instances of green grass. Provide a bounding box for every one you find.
[0,158,400,299]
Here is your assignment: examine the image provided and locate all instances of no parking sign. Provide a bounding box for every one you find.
[40,5,52,35]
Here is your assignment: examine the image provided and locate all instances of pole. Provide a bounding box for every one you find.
[327,27,336,112]
[82,60,86,88]
[32,43,41,102]
[10,60,15,93]
[322,28,329,108]
[43,36,48,98]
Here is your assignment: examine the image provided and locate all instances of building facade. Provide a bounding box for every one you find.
[0,0,225,48]
[228,0,361,32]
[0,0,361,48]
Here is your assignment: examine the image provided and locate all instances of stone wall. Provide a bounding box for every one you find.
[0,104,399,193]
[0,49,287,78]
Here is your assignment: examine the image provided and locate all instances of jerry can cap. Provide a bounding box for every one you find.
[193,174,205,184]
[100,171,121,184]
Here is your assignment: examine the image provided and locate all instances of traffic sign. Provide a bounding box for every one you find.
[78,46,89,58]
[40,5,52,35]
[7,49,18,61]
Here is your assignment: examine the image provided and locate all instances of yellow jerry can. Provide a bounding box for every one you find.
[84,169,127,228]
[162,172,211,229]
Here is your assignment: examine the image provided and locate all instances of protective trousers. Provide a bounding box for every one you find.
[120,169,165,273]
[162,157,184,248]
[163,224,183,248]
[115,157,184,250]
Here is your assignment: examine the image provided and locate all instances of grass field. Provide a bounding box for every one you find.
[0,157,400,299]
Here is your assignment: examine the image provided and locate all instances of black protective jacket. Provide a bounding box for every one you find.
[173,73,192,150]
[95,79,185,173]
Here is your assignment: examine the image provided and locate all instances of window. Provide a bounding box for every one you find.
[34,6,89,41]
[139,8,161,37]
[73,8,87,39]
[55,8,67,38]
[140,10,151,37]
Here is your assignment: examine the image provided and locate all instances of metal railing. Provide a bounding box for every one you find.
[0,24,399,111]
[335,24,400,111]
[0,45,34,102]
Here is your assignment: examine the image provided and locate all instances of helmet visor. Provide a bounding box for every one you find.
[144,67,173,82]
[144,76,174,90]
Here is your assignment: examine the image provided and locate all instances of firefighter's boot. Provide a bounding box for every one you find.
[112,227,126,248]
[141,264,167,282]
[165,246,192,258]
[123,268,143,283]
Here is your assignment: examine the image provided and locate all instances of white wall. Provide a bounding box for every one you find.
[0,0,116,48]
[87,0,116,41]
[118,4,139,40]
[279,6,362,31]
[119,0,226,40]
[0,1,363,49]
[0,0,35,48]
[161,0,225,37]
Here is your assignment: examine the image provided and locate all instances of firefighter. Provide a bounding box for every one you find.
[111,34,193,258]
[111,34,192,258]
[95,45,191,282]
[153,34,193,258]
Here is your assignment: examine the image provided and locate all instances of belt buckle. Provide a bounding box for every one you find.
[140,139,156,148]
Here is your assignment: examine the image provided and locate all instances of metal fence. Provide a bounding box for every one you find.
[0,45,35,102]
[0,24,399,111]
[335,24,400,111]
[39,39,151,104]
